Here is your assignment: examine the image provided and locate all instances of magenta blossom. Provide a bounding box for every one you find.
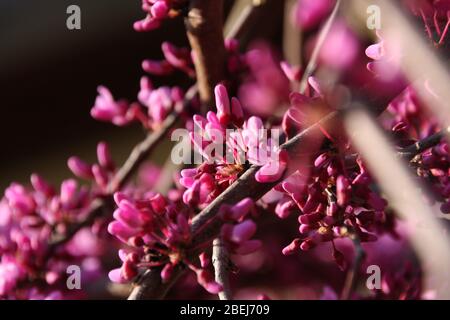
[91,86,140,126]
[293,0,335,30]
[182,84,288,208]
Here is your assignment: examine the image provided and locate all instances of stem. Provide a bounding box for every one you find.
[397,129,446,160]
[185,0,226,108]
[212,238,232,300]
[224,0,265,40]
[340,237,365,300]
[299,0,341,94]
[111,114,179,192]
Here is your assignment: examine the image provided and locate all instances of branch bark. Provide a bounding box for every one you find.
[185,0,226,107]
[398,129,447,160]
[213,238,232,300]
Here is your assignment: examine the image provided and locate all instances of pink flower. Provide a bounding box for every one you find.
[255,150,289,183]
[365,31,404,82]
[0,256,24,296]
[293,0,335,30]
[68,142,116,192]
[91,86,137,126]
[138,77,183,127]
[239,43,291,117]
[318,20,359,71]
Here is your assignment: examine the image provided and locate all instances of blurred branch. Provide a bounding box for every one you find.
[299,0,341,93]
[283,0,302,61]
[224,0,266,40]
[111,115,179,191]
[185,0,226,107]
[340,236,365,300]
[345,108,450,298]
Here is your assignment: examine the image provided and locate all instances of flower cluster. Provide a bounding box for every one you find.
[3,0,450,301]
[180,84,288,208]
[91,81,184,130]
[277,146,395,270]
[68,142,116,193]
[107,190,259,294]
[134,0,188,32]
[383,86,450,214]
[0,175,103,299]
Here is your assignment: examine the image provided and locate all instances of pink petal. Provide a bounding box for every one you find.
[230,220,257,244]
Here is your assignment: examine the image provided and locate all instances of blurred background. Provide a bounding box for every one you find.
[0,0,186,190]
[0,0,287,191]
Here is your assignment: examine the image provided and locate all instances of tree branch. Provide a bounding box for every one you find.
[340,236,365,300]
[398,129,447,160]
[213,237,232,300]
[127,267,184,300]
[185,0,226,107]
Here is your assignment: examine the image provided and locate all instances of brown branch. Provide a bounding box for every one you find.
[212,237,232,300]
[128,267,184,300]
[110,112,181,192]
[185,0,226,107]
[397,129,447,160]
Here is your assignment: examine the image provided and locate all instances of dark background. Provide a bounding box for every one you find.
[0,0,188,190]
[0,0,285,190]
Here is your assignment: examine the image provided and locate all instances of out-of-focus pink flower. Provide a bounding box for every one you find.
[318,20,359,71]
[365,31,404,82]
[239,43,291,117]
[0,256,24,296]
[0,175,104,299]
[293,0,335,30]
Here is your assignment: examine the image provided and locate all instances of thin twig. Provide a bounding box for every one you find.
[224,0,265,40]
[299,0,341,94]
[397,129,447,160]
[213,238,232,300]
[340,236,365,300]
